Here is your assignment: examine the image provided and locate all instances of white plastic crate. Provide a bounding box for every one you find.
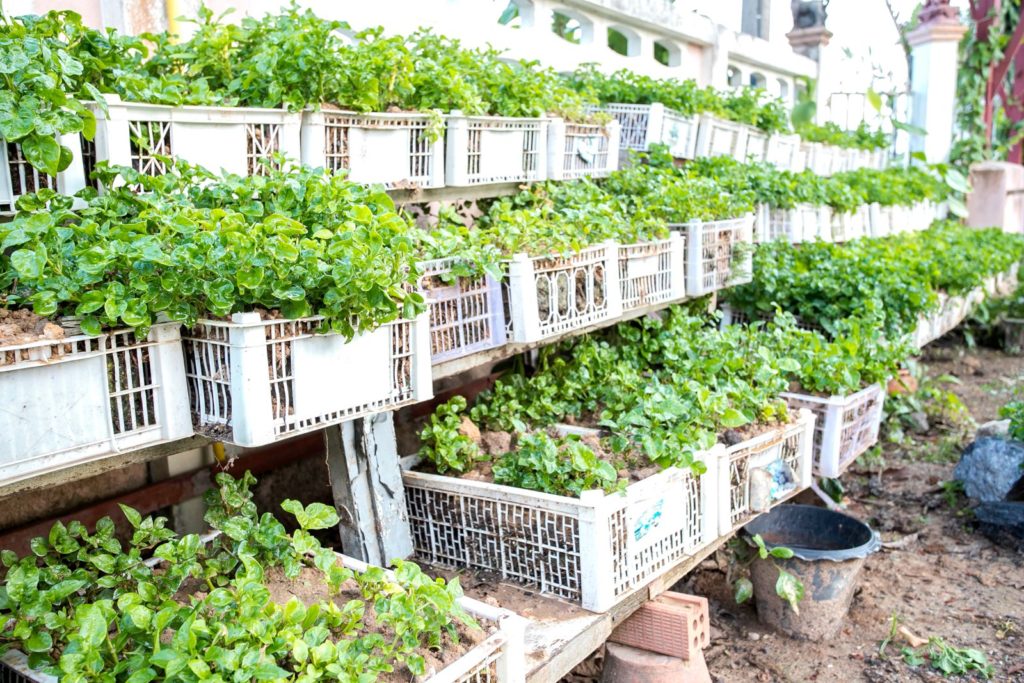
[868,203,894,237]
[808,143,842,176]
[0,321,192,486]
[402,447,720,612]
[502,242,621,343]
[182,312,432,447]
[743,127,769,163]
[419,258,506,364]
[546,118,620,181]
[781,384,885,479]
[300,110,444,189]
[766,133,801,170]
[718,409,815,535]
[89,95,301,179]
[694,115,748,160]
[617,234,687,312]
[670,215,755,296]
[445,114,547,186]
[794,141,815,173]
[596,103,699,160]
[831,205,870,242]
[757,205,824,243]
[0,134,88,213]
[0,552,528,683]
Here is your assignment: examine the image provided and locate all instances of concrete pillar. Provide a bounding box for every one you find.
[906,10,968,162]
[967,161,1024,232]
[708,31,734,91]
[787,25,834,124]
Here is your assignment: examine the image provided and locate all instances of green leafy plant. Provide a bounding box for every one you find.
[1,161,425,337]
[901,637,993,679]
[999,400,1024,442]
[731,534,804,614]
[492,431,624,497]
[418,396,485,474]
[0,472,481,682]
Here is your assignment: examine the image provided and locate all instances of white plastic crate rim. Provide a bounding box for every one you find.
[781,384,885,479]
[596,103,698,160]
[719,410,815,535]
[402,448,719,612]
[546,118,620,181]
[695,115,747,160]
[0,133,89,213]
[300,110,444,189]
[0,322,192,486]
[89,95,302,179]
[670,214,755,297]
[868,203,895,238]
[183,312,432,447]
[502,242,621,343]
[766,134,801,170]
[419,258,506,364]
[445,114,547,186]
[0,552,528,683]
[617,234,687,312]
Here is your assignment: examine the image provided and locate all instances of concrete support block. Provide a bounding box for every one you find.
[601,642,711,683]
[967,161,1024,232]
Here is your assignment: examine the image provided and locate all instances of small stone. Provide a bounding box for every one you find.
[458,416,481,445]
[907,411,930,435]
[481,430,512,456]
[41,323,65,340]
[977,419,1011,439]
[747,632,762,641]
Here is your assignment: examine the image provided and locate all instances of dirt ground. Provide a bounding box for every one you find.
[677,343,1024,683]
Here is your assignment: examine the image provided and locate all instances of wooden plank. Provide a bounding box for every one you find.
[389,182,521,206]
[325,414,414,565]
[0,435,213,501]
[525,535,730,683]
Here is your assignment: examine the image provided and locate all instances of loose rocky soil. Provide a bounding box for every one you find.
[676,343,1024,683]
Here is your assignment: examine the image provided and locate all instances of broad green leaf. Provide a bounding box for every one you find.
[775,567,804,614]
[734,577,753,604]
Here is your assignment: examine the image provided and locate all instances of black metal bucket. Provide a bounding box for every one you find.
[742,504,880,640]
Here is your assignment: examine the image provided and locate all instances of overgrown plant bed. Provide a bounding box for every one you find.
[419,259,507,364]
[546,118,620,181]
[401,430,719,612]
[0,473,528,683]
[300,109,445,190]
[89,95,302,179]
[672,215,755,296]
[780,384,886,479]
[617,234,687,312]
[596,103,699,160]
[0,315,192,486]
[182,312,432,447]
[501,243,621,343]
[445,115,548,186]
[718,409,815,535]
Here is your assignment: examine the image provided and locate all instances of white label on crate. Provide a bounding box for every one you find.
[626,474,687,557]
[173,123,248,176]
[291,328,391,419]
[571,136,599,165]
[627,254,660,279]
[0,356,109,468]
[479,129,526,178]
[350,127,415,184]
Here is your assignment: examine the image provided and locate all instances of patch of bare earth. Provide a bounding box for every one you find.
[676,344,1024,683]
